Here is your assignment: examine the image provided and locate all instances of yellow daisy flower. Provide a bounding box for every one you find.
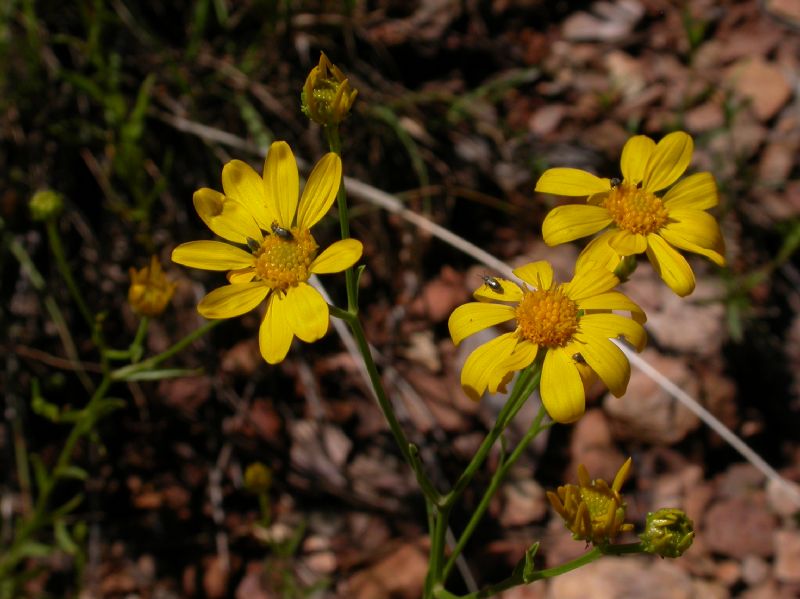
[535,131,725,296]
[172,141,363,364]
[448,262,646,423]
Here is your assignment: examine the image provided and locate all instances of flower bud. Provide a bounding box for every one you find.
[29,189,64,222]
[301,52,358,127]
[243,462,272,495]
[128,256,176,317]
[639,508,694,558]
[547,458,635,546]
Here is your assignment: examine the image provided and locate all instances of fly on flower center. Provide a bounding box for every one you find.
[253,227,318,290]
[515,286,579,347]
[603,182,668,235]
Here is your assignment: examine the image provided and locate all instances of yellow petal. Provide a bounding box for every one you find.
[607,229,647,255]
[460,333,519,401]
[646,233,695,296]
[221,159,273,228]
[573,331,630,397]
[263,141,299,227]
[448,302,516,346]
[577,291,646,324]
[172,241,255,271]
[542,205,614,246]
[197,282,268,319]
[496,340,539,379]
[227,267,256,284]
[283,283,329,343]
[535,168,612,196]
[296,153,342,229]
[579,313,647,352]
[662,172,718,210]
[660,210,726,266]
[563,264,619,300]
[575,231,622,273]
[473,277,523,302]
[309,239,362,274]
[259,292,294,364]
[193,188,263,244]
[642,131,693,192]
[541,348,585,423]
[513,261,553,290]
[620,135,656,184]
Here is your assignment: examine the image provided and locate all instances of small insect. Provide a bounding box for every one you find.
[246,237,261,252]
[572,352,586,364]
[480,275,504,293]
[610,177,621,188]
[271,221,294,240]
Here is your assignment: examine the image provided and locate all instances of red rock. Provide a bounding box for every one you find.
[774,529,800,583]
[704,497,776,558]
[604,349,700,445]
[726,58,791,121]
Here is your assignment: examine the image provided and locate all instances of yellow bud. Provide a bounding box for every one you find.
[128,256,176,317]
[301,52,358,127]
[29,189,64,222]
[243,462,272,495]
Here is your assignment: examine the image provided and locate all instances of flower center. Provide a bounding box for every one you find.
[515,286,579,347]
[253,227,318,290]
[603,182,668,235]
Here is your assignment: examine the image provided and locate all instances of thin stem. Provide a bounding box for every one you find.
[45,219,95,332]
[443,364,539,509]
[0,375,112,576]
[329,305,440,504]
[110,319,223,381]
[441,543,644,599]
[324,125,358,312]
[443,404,548,582]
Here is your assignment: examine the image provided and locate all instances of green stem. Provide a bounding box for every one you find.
[324,125,358,312]
[329,305,440,504]
[447,544,643,599]
[110,319,222,381]
[45,219,95,332]
[442,363,540,509]
[5,222,93,390]
[0,375,112,576]
[442,404,548,582]
[424,361,541,595]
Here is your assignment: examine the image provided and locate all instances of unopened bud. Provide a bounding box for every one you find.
[639,508,694,558]
[301,52,358,127]
[30,189,64,222]
[243,462,272,495]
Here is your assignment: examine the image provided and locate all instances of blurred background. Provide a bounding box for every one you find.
[2,0,800,597]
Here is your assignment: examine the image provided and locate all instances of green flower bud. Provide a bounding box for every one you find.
[29,189,64,222]
[639,508,694,558]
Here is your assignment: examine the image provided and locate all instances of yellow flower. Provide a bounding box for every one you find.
[536,131,725,296]
[128,255,176,317]
[301,52,358,127]
[447,261,646,423]
[547,458,635,546]
[172,141,363,364]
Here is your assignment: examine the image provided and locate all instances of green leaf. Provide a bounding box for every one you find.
[30,454,50,496]
[52,494,84,518]
[117,368,202,382]
[54,520,79,555]
[16,541,53,559]
[55,465,88,481]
